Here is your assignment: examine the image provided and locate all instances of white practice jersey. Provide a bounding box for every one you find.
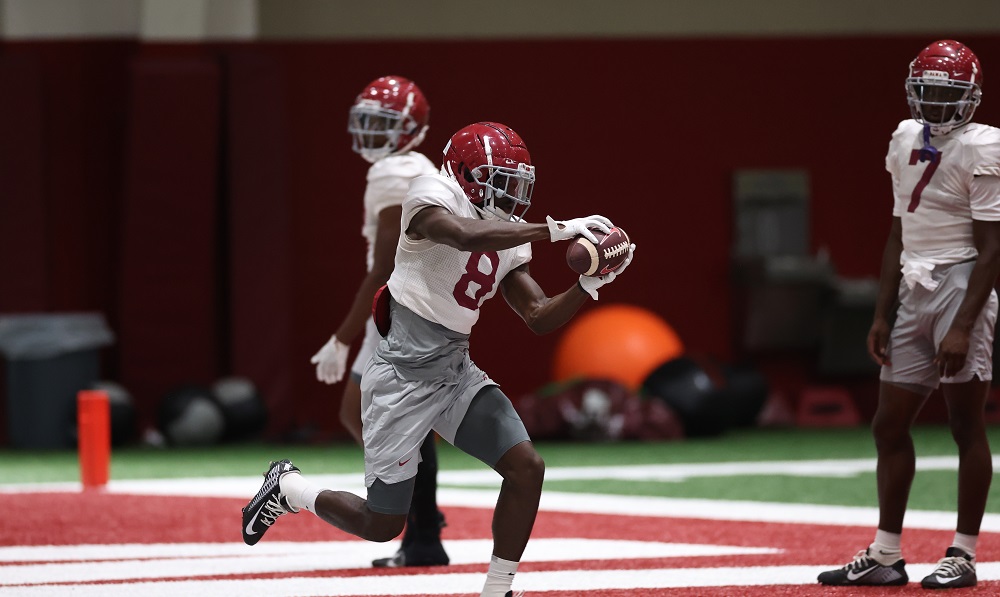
[387,173,532,335]
[886,120,1000,289]
[362,152,437,271]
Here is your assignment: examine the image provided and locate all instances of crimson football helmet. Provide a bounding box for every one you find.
[348,76,429,163]
[906,40,982,134]
[442,122,535,221]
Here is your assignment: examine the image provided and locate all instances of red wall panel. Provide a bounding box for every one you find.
[4,36,999,443]
[0,52,48,312]
[223,49,297,438]
[118,51,222,429]
[264,36,1000,435]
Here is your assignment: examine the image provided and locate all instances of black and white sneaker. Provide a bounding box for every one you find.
[817,548,908,586]
[921,547,976,589]
[241,459,299,546]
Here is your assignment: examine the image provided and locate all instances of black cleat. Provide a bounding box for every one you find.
[371,539,450,567]
[241,459,299,546]
[921,547,977,589]
[817,548,908,586]
[372,509,449,567]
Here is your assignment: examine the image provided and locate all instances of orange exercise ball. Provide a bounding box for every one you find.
[553,304,684,390]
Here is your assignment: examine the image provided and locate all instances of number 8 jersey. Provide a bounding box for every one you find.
[887,119,1000,289]
[387,172,532,335]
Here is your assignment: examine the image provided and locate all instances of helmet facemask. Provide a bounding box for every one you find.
[348,94,427,163]
[469,162,535,222]
[906,74,981,134]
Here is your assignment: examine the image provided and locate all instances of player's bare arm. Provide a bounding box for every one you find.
[499,264,590,335]
[868,216,904,366]
[407,205,550,252]
[935,216,1000,376]
[334,205,402,343]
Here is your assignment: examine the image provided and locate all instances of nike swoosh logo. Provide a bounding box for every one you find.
[600,264,617,275]
[846,569,873,581]
[398,457,412,467]
[245,509,261,536]
[933,575,962,584]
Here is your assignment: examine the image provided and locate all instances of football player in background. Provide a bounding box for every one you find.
[819,40,1000,590]
[310,76,449,568]
[245,121,634,597]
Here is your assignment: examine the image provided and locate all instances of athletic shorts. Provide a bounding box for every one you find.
[880,260,997,388]
[349,318,380,382]
[359,298,498,488]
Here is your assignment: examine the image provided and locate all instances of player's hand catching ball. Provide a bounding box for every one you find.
[578,243,636,300]
[546,215,612,243]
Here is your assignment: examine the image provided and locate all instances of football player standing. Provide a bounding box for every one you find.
[819,40,1000,590]
[244,121,634,597]
[310,76,449,568]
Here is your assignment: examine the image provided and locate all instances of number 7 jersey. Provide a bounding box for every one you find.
[387,173,533,335]
[887,119,1000,278]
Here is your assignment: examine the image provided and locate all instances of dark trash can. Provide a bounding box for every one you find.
[0,313,114,449]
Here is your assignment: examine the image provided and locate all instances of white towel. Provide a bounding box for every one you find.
[901,259,938,291]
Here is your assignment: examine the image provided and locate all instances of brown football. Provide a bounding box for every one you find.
[566,226,631,277]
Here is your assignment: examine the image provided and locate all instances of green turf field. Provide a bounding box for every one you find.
[2,425,998,513]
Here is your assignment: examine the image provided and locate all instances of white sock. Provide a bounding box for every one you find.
[480,555,518,597]
[278,471,322,514]
[952,532,977,559]
[870,529,902,565]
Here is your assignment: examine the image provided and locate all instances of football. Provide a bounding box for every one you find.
[566,226,631,277]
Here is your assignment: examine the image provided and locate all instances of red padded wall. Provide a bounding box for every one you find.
[2,36,999,443]
[223,48,297,437]
[0,42,132,444]
[266,37,1000,436]
[118,49,222,430]
[0,52,47,313]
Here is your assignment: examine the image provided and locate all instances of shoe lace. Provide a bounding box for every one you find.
[259,494,290,527]
[934,555,973,577]
[249,463,285,504]
[842,550,876,572]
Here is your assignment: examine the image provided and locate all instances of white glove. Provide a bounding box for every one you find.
[546,215,613,243]
[310,334,350,384]
[578,244,636,300]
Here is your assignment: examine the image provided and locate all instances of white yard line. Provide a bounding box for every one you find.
[5,455,991,496]
[3,563,1000,596]
[2,457,995,531]
[0,539,777,584]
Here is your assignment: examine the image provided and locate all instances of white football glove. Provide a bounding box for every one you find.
[546,215,613,243]
[310,334,350,384]
[578,244,636,300]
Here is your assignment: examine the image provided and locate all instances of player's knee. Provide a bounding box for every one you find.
[502,446,545,491]
[871,414,910,449]
[364,513,406,543]
[370,525,404,543]
[947,413,987,445]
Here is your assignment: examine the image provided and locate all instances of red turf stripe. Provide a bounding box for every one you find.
[4,490,998,597]
[3,492,996,569]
